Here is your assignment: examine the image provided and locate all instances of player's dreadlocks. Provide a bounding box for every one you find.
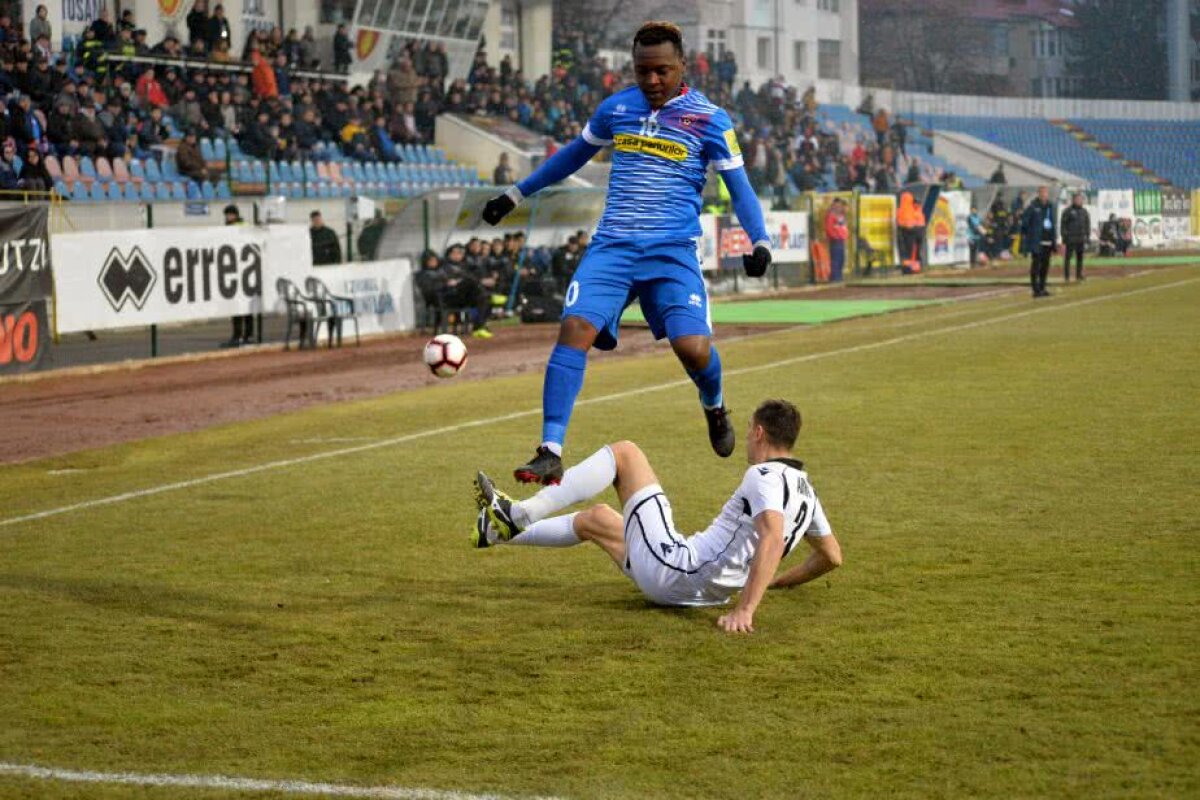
[632,21,684,56]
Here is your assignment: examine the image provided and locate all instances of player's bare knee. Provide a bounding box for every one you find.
[558,316,597,349]
[671,336,710,371]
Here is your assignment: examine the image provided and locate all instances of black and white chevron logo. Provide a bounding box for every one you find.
[98,247,157,311]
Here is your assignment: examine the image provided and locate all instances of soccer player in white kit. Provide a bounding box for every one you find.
[472,399,843,633]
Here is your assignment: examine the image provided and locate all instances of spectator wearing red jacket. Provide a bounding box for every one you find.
[135,67,168,108]
[825,198,850,282]
[250,47,278,99]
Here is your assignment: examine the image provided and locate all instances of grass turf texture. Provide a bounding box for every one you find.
[1,268,1198,799]
[623,297,940,325]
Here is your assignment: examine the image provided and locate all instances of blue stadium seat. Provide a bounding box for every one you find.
[251,161,267,183]
[161,159,180,180]
[185,180,201,200]
[201,180,216,200]
[140,182,156,202]
[304,161,319,183]
[171,182,187,201]
[155,182,171,200]
[215,181,232,200]
[200,138,215,162]
[269,160,282,183]
[72,181,89,202]
[213,139,227,162]
[54,179,70,198]
[79,156,97,181]
[107,183,123,201]
[129,159,146,182]
[144,159,163,183]
[90,182,107,202]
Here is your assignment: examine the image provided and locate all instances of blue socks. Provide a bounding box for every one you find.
[687,346,724,409]
[541,344,588,452]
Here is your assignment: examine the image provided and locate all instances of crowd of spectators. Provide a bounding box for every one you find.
[414,229,591,333]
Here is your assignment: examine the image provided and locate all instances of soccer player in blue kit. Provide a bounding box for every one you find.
[482,21,773,486]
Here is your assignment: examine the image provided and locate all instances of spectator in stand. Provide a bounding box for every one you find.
[716,50,737,91]
[187,0,210,51]
[249,46,278,99]
[1020,185,1057,298]
[298,26,318,69]
[1059,192,1089,282]
[989,163,1006,184]
[29,5,51,46]
[493,152,515,185]
[19,147,51,192]
[825,198,849,282]
[357,211,387,262]
[135,66,168,108]
[0,141,20,190]
[71,104,105,157]
[550,235,583,291]
[333,24,352,74]
[905,157,921,184]
[90,8,115,43]
[175,129,209,183]
[871,108,889,147]
[207,5,232,54]
[310,210,342,265]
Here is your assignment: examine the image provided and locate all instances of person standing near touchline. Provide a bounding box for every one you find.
[1059,192,1090,283]
[1021,186,1057,298]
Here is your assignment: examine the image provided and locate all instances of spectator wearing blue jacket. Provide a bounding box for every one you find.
[370,115,398,161]
[1021,186,1057,298]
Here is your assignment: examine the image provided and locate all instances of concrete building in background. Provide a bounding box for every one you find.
[684,0,860,93]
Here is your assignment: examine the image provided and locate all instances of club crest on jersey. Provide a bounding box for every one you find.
[681,113,698,127]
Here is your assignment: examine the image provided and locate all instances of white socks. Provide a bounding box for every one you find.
[511,445,616,529]
[508,513,581,547]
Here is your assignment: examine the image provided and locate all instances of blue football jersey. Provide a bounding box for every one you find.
[581,85,744,241]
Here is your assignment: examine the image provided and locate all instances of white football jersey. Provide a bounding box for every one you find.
[687,458,831,602]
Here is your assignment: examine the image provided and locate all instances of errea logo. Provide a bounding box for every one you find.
[688,293,703,308]
[98,247,157,311]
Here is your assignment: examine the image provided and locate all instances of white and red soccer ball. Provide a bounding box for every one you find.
[423,333,467,378]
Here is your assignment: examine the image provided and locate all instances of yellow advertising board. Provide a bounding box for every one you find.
[857,194,897,267]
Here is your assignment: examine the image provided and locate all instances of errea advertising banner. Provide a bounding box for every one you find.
[53,224,312,334]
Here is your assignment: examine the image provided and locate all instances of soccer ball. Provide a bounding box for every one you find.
[423,333,467,378]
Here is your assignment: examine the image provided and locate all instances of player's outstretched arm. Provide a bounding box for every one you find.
[482,137,603,225]
[770,533,842,589]
[719,166,772,277]
[717,511,786,634]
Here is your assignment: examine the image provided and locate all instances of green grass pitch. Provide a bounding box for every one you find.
[1,268,1197,799]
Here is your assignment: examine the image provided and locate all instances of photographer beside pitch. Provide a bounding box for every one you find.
[472,399,843,634]
[480,21,773,488]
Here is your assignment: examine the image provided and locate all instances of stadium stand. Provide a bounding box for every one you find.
[916,115,1160,189]
[1062,119,1200,190]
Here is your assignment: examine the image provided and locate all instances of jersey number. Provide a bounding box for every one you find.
[784,499,810,554]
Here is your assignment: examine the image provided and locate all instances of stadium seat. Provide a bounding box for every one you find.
[161,158,180,180]
[184,180,201,200]
[62,156,83,185]
[122,182,139,201]
[201,180,216,200]
[72,181,89,202]
[269,160,283,184]
[215,181,232,200]
[53,179,70,199]
[107,182,123,201]
[155,182,171,200]
[200,138,215,162]
[171,182,187,200]
[79,156,97,181]
[45,155,63,182]
[304,161,319,183]
[144,159,163,183]
[251,161,267,183]
[140,182,156,202]
[90,182,107,202]
[112,157,131,184]
[214,139,227,162]
[95,157,114,183]
[328,162,344,184]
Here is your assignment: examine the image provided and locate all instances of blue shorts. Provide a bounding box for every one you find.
[563,236,710,351]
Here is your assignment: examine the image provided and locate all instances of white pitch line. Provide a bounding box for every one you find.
[0,762,560,800]
[1,275,1194,530]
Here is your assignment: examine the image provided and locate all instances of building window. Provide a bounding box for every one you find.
[818,38,840,79]
[1031,78,1042,95]
[757,36,771,69]
[817,0,839,10]
[706,28,726,59]
[322,0,357,24]
[793,40,806,72]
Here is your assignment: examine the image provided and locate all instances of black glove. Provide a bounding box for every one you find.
[743,245,771,278]
[482,193,516,226]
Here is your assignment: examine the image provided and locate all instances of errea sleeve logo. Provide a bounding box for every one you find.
[724,129,741,155]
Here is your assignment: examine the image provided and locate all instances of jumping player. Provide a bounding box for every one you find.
[471,399,842,634]
[482,21,772,486]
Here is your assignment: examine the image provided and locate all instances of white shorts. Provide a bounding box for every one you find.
[621,484,725,607]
